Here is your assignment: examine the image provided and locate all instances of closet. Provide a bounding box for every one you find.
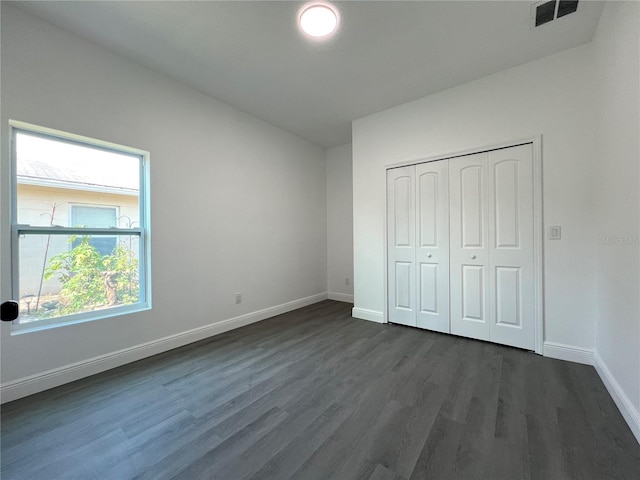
[387,143,535,350]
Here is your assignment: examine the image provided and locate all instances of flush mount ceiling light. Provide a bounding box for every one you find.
[298,2,339,39]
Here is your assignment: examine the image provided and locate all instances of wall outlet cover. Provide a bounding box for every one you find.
[549,225,561,240]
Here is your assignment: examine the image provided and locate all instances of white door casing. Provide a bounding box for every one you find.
[415,161,450,333]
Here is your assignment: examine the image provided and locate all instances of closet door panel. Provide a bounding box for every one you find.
[395,262,413,309]
[450,153,490,341]
[489,145,535,349]
[419,263,438,313]
[462,265,485,321]
[387,166,417,326]
[416,161,450,333]
[461,166,484,248]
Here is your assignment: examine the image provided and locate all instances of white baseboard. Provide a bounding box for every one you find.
[543,341,639,445]
[543,341,595,365]
[327,292,354,303]
[352,307,385,323]
[0,292,328,404]
[593,351,640,445]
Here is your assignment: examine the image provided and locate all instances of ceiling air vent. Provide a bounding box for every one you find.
[532,0,580,28]
[557,0,580,18]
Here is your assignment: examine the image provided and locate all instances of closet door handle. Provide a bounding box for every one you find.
[426,253,432,258]
[470,255,476,260]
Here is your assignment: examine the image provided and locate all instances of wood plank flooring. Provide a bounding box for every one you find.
[2,300,639,479]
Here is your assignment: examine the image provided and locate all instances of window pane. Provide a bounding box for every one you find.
[15,132,140,228]
[71,236,117,257]
[70,205,118,255]
[17,233,141,325]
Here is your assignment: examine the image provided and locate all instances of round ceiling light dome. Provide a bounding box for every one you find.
[299,2,339,38]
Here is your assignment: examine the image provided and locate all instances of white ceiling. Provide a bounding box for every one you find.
[13,1,605,148]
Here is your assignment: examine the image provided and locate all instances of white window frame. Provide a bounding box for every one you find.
[9,120,152,334]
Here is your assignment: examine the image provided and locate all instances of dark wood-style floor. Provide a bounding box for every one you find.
[2,300,639,480]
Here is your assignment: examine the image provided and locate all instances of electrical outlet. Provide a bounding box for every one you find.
[549,225,561,240]
[345,277,350,286]
[235,293,242,304]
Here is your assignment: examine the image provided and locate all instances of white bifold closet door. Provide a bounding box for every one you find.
[388,143,535,350]
[387,166,417,327]
[449,152,491,341]
[387,162,450,333]
[449,144,534,350]
[415,161,450,333]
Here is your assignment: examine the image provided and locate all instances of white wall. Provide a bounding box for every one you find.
[352,43,599,350]
[592,1,640,438]
[326,143,354,303]
[0,5,327,395]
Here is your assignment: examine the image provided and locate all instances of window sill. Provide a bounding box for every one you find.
[10,303,151,335]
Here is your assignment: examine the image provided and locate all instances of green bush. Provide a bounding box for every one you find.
[44,236,139,316]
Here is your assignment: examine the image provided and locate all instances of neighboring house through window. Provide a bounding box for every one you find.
[70,205,118,256]
[10,121,151,331]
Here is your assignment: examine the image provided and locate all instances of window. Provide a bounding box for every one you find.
[10,121,151,332]
[70,205,118,256]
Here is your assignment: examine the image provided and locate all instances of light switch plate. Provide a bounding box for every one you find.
[549,225,561,240]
